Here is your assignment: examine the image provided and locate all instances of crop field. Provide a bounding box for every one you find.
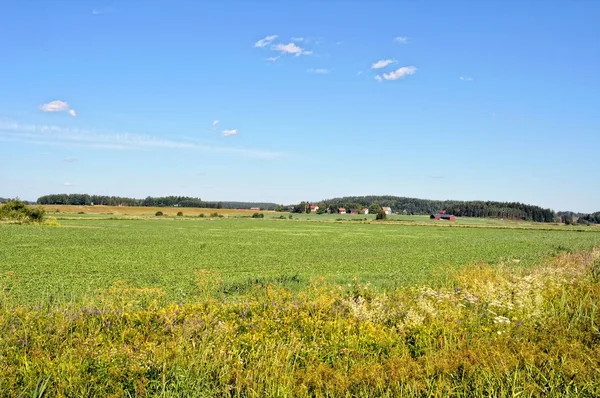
[1,216,599,305]
[2,215,600,396]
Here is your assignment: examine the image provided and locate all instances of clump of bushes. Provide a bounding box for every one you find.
[155,211,164,217]
[0,200,45,224]
[199,213,205,218]
[210,212,219,218]
[78,211,85,214]
[177,211,183,217]
[375,209,387,220]
[252,212,264,219]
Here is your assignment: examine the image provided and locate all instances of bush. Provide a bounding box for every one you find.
[0,200,46,224]
[199,213,205,218]
[177,211,183,217]
[155,211,163,217]
[288,214,293,219]
[78,211,85,214]
[252,212,264,219]
[375,209,387,220]
[210,212,219,218]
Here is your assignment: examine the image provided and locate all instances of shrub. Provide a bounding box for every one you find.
[155,211,163,217]
[0,200,46,224]
[78,211,85,214]
[177,211,183,217]
[210,212,219,218]
[199,213,205,218]
[288,214,293,219]
[375,209,387,220]
[252,212,264,219]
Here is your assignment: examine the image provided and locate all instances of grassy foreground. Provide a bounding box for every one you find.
[1,249,599,396]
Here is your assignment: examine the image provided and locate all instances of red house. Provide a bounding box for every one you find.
[430,213,456,221]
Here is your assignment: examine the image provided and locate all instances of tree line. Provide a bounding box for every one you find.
[294,195,557,222]
[36,194,279,210]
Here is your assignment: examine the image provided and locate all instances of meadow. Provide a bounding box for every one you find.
[1,210,600,396]
[2,215,599,305]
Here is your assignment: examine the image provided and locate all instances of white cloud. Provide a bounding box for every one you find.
[382,66,417,81]
[0,120,283,159]
[307,68,330,74]
[371,59,394,69]
[254,35,278,48]
[63,182,75,186]
[357,71,363,76]
[267,56,280,62]
[291,37,304,42]
[375,75,383,82]
[222,129,237,137]
[460,76,473,81]
[393,36,410,44]
[63,157,78,162]
[272,43,312,56]
[39,100,77,117]
[212,120,219,127]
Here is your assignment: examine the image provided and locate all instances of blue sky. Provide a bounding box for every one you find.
[1,1,599,212]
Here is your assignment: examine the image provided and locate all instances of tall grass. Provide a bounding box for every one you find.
[1,250,599,396]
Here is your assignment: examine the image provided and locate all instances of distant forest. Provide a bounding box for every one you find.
[36,194,279,210]
[306,195,558,223]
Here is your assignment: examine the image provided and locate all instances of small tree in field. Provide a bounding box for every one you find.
[177,211,183,217]
[155,211,163,216]
[375,209,387,220]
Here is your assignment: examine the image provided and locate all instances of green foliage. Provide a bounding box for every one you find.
[1,218,599,305]
[318,195,557,222]
[177,211,183,217]
[252,212,264,218]
[155,211,163,216]
[210,212,219,218]
[0,200,45,224]
[1,250,599,396]
[198,213,205,218]
[375,208,387,220]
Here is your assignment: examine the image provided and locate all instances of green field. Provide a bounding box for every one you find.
[3,216,600,396]
[2,217,599,304]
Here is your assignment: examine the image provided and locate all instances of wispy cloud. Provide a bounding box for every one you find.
[222,129,237,137]
[357,71,363,76]
[460,76,473,81]
[374,75,383,82]
[63,157,78,163]
[39,100,77,117]
[429,174,445,179]
[63,182,75,186]
[382,66,417,81]
[307,68,330,74]
[272,43,312,56]
[291,37,304,42]
[267,56,280,62]
[393,36,410,44]
[371,59,395,69]
[0,120,282,159]
[254,35,278,48]
[212,120,219,127]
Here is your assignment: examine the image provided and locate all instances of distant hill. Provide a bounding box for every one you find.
[37,194,279,211]
[311,195,557,222]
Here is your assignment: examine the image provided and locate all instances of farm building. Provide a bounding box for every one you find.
[338,208,347,215]
[430,213,456,221]
[250,207,260,211]
[361,208,369,215]
[382,207,392,215]
[349,209,359,215]
[309,205,319,212]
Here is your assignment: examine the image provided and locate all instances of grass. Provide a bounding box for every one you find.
[1,217,599,305]
[1,247,599,396]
